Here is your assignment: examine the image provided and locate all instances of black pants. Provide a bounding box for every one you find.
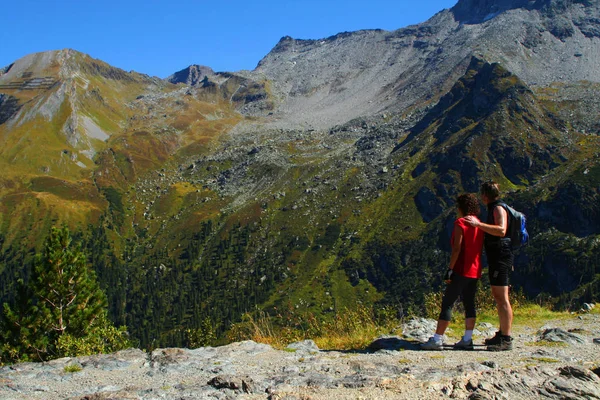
[439,274,478,321]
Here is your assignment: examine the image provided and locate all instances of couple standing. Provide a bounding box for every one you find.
[421,181,514,351]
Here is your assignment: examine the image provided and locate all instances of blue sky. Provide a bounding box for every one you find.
[1,0,457,78]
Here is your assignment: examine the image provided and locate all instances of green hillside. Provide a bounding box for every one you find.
[0,50,599,349]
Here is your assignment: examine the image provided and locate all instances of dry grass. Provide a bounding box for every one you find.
[227,305,400,351]
[227,298,590,352]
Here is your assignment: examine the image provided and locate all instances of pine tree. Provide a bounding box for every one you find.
[1,226,130,363]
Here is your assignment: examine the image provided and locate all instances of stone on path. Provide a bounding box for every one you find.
[538,328,586,344]
[286,340,320,354]
[401,317,437,342]
[208,374,254,394]
[368,335,421,351]
[582,303,595,312]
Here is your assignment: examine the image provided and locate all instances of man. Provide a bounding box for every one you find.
[464,181,514,351]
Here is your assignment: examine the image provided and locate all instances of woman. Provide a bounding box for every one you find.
[421,193,484,350]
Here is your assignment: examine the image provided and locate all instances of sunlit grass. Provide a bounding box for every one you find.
[63,364,82,373]
[512,304,572,326]
[447,304,573,336]
[524,341,568,348]
[521,357,560,364]
[228,305,400,351]
[228,297,593,352]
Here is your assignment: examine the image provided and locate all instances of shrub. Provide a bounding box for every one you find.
[57,318,131,358]
[184,317,217,348]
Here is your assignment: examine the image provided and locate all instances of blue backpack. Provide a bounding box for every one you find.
[499,202,529,250]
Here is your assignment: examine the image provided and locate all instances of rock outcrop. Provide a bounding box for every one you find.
[167,64,216,86]
[0,93,20,125]
[1,316,599,399]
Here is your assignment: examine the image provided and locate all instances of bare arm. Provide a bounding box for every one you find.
[464,206,507,237]
[449,223,463,270]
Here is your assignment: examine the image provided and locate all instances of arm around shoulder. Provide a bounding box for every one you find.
[468,206,507,237]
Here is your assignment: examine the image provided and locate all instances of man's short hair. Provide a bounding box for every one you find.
[481,180,500,201]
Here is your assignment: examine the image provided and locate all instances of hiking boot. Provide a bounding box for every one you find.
[453,338,474,350]
[487,335,513,351]
[421,336,443,350]
[484,330,502,345]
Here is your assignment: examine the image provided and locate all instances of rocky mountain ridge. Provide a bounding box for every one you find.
[247,0,600,129]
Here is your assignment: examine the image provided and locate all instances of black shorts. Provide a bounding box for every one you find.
[486,243,513,286]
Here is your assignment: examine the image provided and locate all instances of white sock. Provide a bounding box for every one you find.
[463,330,473,342]
[433,333,443,343]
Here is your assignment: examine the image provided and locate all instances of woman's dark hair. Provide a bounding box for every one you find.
[480,180,500,201]
[457,193,480,216]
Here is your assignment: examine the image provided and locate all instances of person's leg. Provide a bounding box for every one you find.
[461,278,478,341]
[465,318,476,331]
[491,285,512,336]
[452,278,477,349]
[488,245,513,337]
[438,275,468,334]
[435,320,450,336]
[422,275,465,349]
[486,247,500,331]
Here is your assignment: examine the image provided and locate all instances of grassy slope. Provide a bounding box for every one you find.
[266,58,598,318]
[91,57,600,340]
[0,51,244,249]
[1,53,599,347]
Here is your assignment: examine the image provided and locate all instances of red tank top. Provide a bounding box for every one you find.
[451,217,484,279]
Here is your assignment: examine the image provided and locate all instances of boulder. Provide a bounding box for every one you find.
[286,340,319,354]
[401,317,438,342]
[538,328,586,344]
[368,335,421,351]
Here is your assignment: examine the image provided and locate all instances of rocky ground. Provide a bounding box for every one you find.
[1,312,599,400]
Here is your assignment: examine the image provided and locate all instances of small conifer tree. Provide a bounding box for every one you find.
[1,226,130,363]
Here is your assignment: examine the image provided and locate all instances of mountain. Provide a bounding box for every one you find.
[167,65,216,86]
[1,0,599,348]
[250,0,600,129]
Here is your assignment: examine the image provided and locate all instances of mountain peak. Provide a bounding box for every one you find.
[0,49,95,84]
[452,0,559,22]
[167,64,215,85]
[451,0,536,22]
[0,50,65,83]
